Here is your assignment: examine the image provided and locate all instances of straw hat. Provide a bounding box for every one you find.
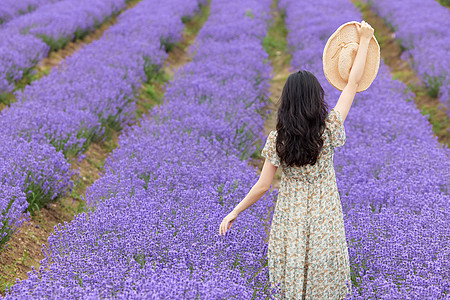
[323,21,380,92]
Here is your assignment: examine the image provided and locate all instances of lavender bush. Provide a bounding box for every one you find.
[0,133,72,247]
[0,184,29,249]
[279,0,450,298]
[363,0,450,111]
[0,0,200,157]
[4,0,282,298]
[0,0,128,96]
[0,32,48,99]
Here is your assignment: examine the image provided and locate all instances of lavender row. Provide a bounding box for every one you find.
[0,133,72,248]
[364,0,450,111]
[0,0,199,249]
[0,0,128,95]
[0,0,199,156]
[0,0,62,26]
[279,0,450,298]
[0,0,128,247]
[4,0,280,298]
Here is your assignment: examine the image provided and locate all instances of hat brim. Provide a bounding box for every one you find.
[323,21,380,92]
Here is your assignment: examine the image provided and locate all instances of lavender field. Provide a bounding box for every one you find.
[0,0,448,299]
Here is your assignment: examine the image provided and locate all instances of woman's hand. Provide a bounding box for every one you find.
[219,210,239,236]
[357,20,374,41]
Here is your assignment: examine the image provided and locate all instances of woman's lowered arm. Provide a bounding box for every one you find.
[219,159,277,236]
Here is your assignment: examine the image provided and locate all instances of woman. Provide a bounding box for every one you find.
[219,21,374,299]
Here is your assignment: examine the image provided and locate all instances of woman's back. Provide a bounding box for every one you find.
[263,107,346,185]
[262,107,351,299]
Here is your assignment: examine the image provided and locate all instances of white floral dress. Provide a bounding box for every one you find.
[262,108,352,299]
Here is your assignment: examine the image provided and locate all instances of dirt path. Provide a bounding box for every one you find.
[0,3,210,294]
[351,0,449,147]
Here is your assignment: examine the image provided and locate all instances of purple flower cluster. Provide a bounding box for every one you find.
[363,0,450,111]
[0,0,127,95]
[0,0,63,26]
[4,0,281,298]
[0,0,197,156]
[279,0,450,298]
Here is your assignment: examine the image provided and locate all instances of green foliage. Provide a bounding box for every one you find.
[263,4,291,68]
[46,127,96,158]
[0,92,11,106]
[160,37,176,53]
[24,171,55,215]
[421,105,447,133]
[183,0,211,37]
[437,0,450,7]
[74,27,90,40]
[0,196,19,249]
[133,253,147,268]
[139,173,151,190]
[76,275,83,287]
[136,65,168,118]
[37,34,72,52]
[352,0,364,9]
[217,183,224,206]
[18,4,34,15]
[143,55,162,82]
[424,74,442,98]
[251,145,262,160]
[245,9,255,19]
[181,15,192,23]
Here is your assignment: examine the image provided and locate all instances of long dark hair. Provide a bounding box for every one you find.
[275,70,329,168]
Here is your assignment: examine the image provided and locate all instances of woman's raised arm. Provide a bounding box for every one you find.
[335,21,374,122]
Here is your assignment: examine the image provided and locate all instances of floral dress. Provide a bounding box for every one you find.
[262,108,352,299]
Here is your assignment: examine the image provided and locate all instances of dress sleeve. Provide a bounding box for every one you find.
[261,131,281,167]
[326,108,346,148]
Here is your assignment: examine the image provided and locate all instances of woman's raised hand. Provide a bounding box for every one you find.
[357,20,374,41]
[219,210,238,236]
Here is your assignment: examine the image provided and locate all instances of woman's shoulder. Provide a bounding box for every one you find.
[325,107,344,125]
[324,108,339,131]
[325,107,336,122]
[266,130,278,140]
